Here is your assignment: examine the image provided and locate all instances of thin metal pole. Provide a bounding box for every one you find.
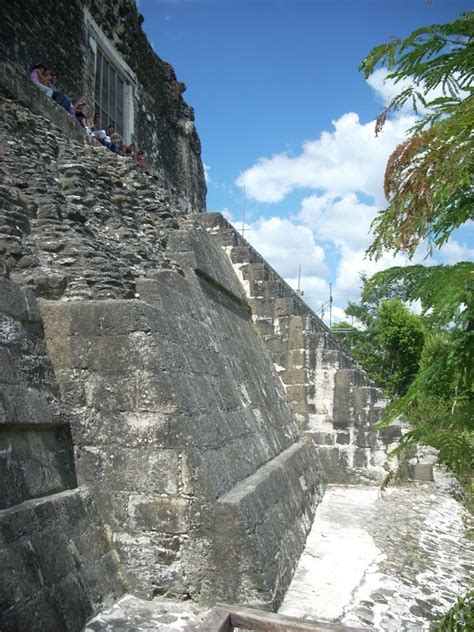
[329,283,333,328]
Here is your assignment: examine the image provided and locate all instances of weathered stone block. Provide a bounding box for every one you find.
[382,423,403,444]
[355,425,378,449]
[322,349,341,367]
[0,384,53,426]
[0,427,76,510]
[274,298,294,317]
[231,245,255,264]
[289,399,309,416]
[54,575,94,632]
[336,432,351,445]
[333,415,351,430]
[0,278,29,322]
[410,463,434,481]
[317,446,350,484]
[57,373,87,408]
[0,489,122,631]
[288,334,305,351]
[244,265,270,282]
[288,348,304,367]
[129,496,189,534]
[254,318,274,337]
[102,448,179,495]
[353,447,370,469]
[212,440,325,607]
[279,367,306,385]
[0,592,66,632]
[138,271,191,298]
[307,431,332,445]
[0,347,19,384]
[84,374,136,411]
[285,384,306,403]
[29,530,77,586]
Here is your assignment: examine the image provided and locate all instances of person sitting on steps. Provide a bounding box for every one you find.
[29,64,73,114]
[29,64,53,97]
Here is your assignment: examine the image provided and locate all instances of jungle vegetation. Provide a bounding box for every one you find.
[350,11,473,483]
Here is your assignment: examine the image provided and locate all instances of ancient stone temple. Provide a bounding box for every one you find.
[0,2,396,630]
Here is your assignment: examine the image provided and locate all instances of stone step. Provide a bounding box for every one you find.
[0,488,122,632]
[215,440,326,607]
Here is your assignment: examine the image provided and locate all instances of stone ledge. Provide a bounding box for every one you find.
[0,62,87,144]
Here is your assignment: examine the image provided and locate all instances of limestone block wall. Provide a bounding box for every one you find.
[40,225,326,608]
[0,89,181,300]
[196,213,390,484]
[0,69,325,612]
[0,279,123,632]
[0,0,206,213]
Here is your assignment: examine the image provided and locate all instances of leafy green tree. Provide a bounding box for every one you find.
[333,298,425,398]
[330,320,359,354]
[361,264,473,479]
[358,12,474,479]
[359,11,474,258]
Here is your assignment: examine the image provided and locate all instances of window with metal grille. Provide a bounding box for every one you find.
[94,48,126,136]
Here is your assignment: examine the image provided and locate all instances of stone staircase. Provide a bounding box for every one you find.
[194,212,390,484]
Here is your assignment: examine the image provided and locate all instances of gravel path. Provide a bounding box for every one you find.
[280,470,472,631]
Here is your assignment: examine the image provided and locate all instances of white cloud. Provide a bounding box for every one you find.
[232,216,327,278]
[330,305,349,324]
[366,68,414,108]
[334,248,408,304]
[236,70,463,211]
[333,245,438,305]
[438,239,474,265]
[285,275,330,311]
[231,72,472,325]
[236,110,414,207]
[299,193,378,251]
[203,162,211,183]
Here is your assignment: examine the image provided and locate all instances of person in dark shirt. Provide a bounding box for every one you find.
[74,99,93,132]
[106,125,124,154]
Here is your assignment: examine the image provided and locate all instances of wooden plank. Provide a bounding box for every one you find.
[195,606,233,632]
[219,604,374,632]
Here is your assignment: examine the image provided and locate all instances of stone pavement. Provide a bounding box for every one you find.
[84,469,472,632]
[280,470,472,631]
[84,595,206,631]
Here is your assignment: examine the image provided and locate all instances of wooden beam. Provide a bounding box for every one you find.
[218,604,375,632]
[196,606,233,632]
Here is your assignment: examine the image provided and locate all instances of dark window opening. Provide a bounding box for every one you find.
[94,49,126,136]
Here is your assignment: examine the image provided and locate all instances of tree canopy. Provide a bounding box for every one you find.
[356,12,474,481]
[359,11,474,258]
[351,266,473,479]
[334,298,425,398]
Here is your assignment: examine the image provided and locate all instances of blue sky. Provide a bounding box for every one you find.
[139,0,473,322]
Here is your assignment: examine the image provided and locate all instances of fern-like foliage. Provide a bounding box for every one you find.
[360,11,474,257]
[360,12,474,132]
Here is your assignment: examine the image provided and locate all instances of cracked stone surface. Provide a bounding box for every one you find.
[279,469,472,631]
[83,595,206,631]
